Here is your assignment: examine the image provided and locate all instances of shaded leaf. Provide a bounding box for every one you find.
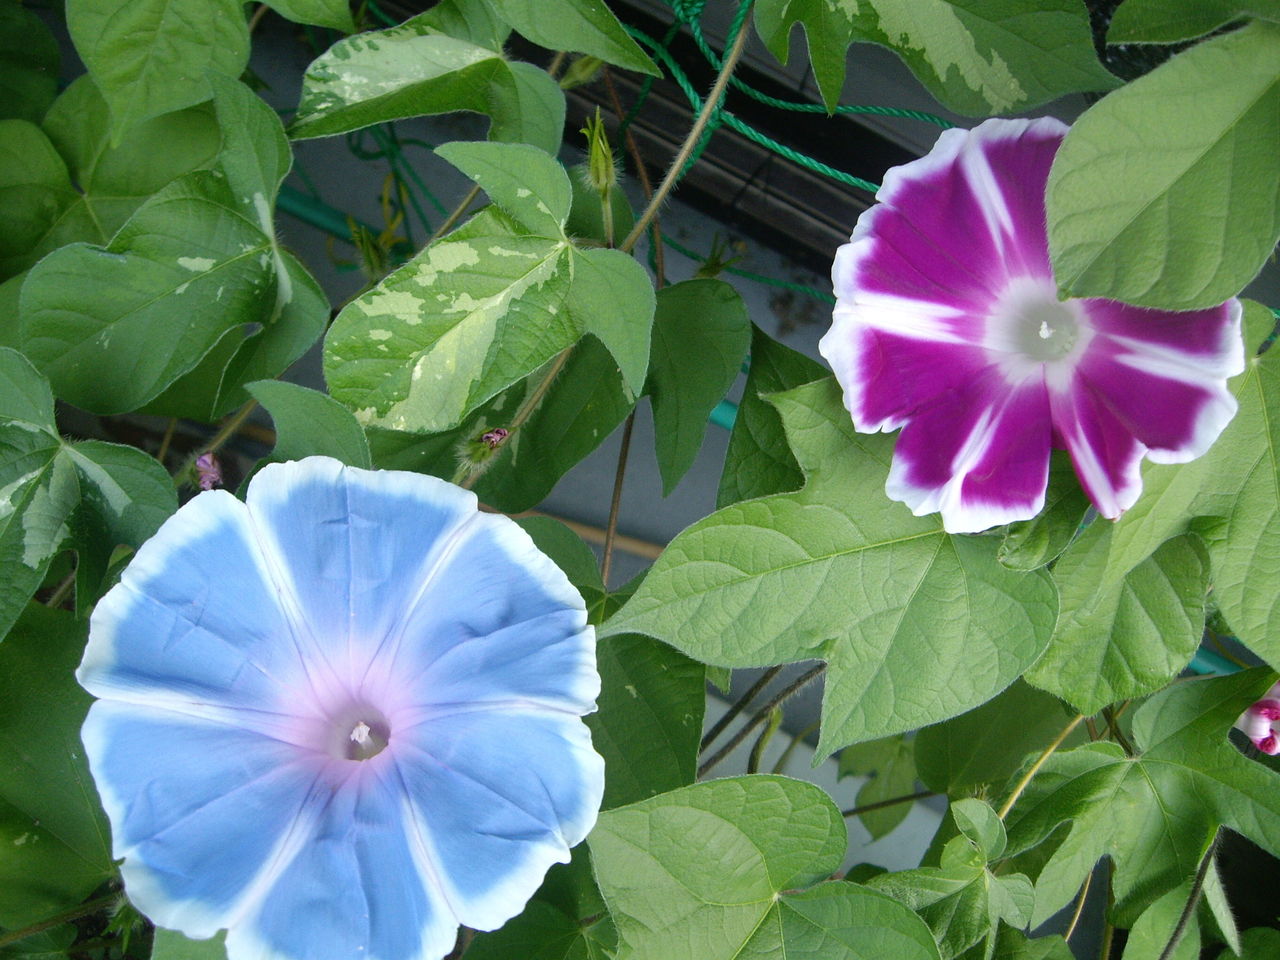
[0,605,112,928]
[645,279,749,495]
[263,0,356,32]
[484,0,658,76]
[838,735,918,839]
[1108,0,1280,43]
[716,324,825,508]
[66,0,248,139]
[248,381,372,468]
[0,0,59,123]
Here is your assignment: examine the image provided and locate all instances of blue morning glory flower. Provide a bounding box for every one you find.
[77,457,604,960]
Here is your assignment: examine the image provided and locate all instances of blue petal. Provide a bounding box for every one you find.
[231,764,458,960]
[79,489,323,716]
[242,458,477,675]
[81,701,315,938]
[393,710,604,931]
[382,518,596,714]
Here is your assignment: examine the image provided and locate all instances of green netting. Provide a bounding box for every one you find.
[328,0,957,306]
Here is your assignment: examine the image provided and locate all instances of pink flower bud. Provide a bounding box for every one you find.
[195,452,222,491]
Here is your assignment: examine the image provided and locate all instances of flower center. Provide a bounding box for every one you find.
[327,705,391,761]
[1015,297,1080,362]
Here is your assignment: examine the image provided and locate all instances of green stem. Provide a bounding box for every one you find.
[599,411,635,588]
[747,707,782,774]
[458,348,573,490]
[771,717,821,775]
[1064,871,1092,942]
[0,893,120,949]
[203,399,259,456]
[1157,829,1221,960]
[998,714,1084,820]
[1099,862,1116,960]
[45,569,76,609]
[619,2,753,254]
[841,790,936,819]
[698,664,825,778]
[426,184,481,246]
[701,666,782,751]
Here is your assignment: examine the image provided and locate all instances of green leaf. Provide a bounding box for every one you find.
[464,899,612,960]
[484,0,658,76]
[416,0,511,51]
[1047,21,1280,309]
[1108,0,1280,43]
[569,247,655,399]
[1201,857,1240,957]
[1222,928,1280,959]
[208,76,292,219]
[0,922,76,960]
[0,119,78,280]
[868,832,1032,958]
[591,776,941,960]
[514,515,603,597]
[0,605,112,928]
[63,440,177,614]
[435,140,571,236]
[34,76,221,255]
[988,929,1074,960]
[288,18,556,145]
[150,929,228,960]
[1121,882,1200,960]
[20,170,276,413]
[590,634,705,809]
[66,0,249,140]
[489,60,568,157]
[1027,532,1209,713]
[263,0,356,32]
[645,279,749,494]
[914,680,1081,794]
[603,377,1057,756]
[248,381,372,468]
[472,336,635,512]
[717,324,825,508]
[0,0,59,123]
[838,735,918,839]
[997,454,1089,570]
[753,0,1119,115]
[1003,669,1280,926]
[951,799,1005,861]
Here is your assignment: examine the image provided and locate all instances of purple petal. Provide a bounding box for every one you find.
[887,372,1052,533]
[1048,381,1146,519]
[823,323,992,433]
[393,710,604,932]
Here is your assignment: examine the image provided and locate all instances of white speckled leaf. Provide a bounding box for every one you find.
[754,0,1118,114]
[324,232,579,433]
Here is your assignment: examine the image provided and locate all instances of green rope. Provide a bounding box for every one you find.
[627,22,882,194]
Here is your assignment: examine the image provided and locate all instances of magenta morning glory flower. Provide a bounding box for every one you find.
[1236,681,1280,755]
[77,457,604,960]
[820,117,1244,534]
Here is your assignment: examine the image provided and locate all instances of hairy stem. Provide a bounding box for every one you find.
[203,399,259,456]
[1157,829,1221,960]
[426,184,481,246]
[698,664,825,778]
[599,411,636,587]
[842,790,936,819]
[701,666,783,751]
[1064,870,1092,942]
[619,6,752,254]
[998,714,1084,820]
